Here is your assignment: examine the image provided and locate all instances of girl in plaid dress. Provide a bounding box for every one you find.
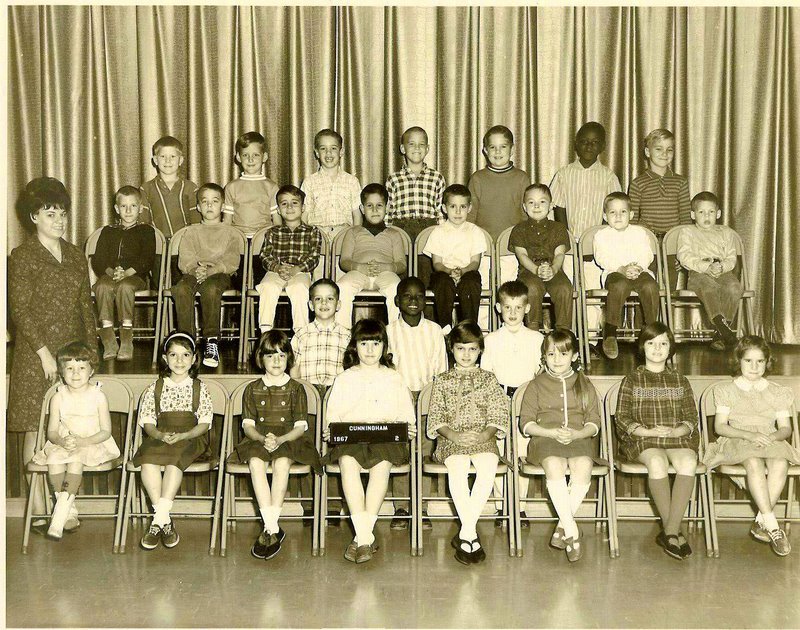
[615,322,699,560]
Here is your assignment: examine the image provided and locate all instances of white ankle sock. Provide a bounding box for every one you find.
[259,508,270,531]
[762,512,779,532]
[154,498,173,527]
[265,506,282,533]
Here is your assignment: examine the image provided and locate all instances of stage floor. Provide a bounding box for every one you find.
[6,518,800,628]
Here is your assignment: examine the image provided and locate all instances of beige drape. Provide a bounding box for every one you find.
[7,5,800,342]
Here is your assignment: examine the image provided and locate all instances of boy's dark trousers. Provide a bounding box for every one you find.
[173,273,232,338]
[517,268,572,330]
[429,270,482,327]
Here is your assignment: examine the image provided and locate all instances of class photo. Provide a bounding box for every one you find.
[5,5,800,629]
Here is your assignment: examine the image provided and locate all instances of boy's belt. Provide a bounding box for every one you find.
[504,385,518,398]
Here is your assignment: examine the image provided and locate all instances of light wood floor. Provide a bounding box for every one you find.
[7,518,800,628]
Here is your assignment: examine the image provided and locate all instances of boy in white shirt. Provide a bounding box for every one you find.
[592,192,660,359]
[423,184,486,329]
[481,280,544,524]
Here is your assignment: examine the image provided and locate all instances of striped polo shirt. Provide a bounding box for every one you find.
[549,159,621,240]
[628,168,691,235]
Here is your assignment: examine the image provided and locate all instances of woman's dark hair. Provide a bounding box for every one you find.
[637,322,676,361]
[17,177,71,226]
[343,318,393,370]
[730,335,773,377]
[56,341,99,377]
[253,329,295,372]
[159,330,200,378]
[541,330,596,412]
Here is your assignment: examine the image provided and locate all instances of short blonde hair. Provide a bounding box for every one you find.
[644,128,674,150]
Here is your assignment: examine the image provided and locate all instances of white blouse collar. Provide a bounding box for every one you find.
[164,376,193,388]
[261,373,290,387]
[734,376,768,392]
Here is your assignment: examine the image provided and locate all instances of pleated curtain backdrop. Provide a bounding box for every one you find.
[6,5,800,342]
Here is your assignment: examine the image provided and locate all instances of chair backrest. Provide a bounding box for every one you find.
[496,225,579,287]
[167,226,248,291]
[662,225,748,293]
[330,226,412,282]
[226,378,322,454]
[414,225,494,291]
[578,224,663,287]
[35,378,135,464]
[130,378,230,458]
[247,225,328,289]
[85,225,167,292]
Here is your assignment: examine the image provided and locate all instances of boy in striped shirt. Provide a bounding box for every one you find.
[386,276,448,529]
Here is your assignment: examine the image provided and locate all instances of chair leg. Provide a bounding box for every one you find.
[410,449,418,557]
[113,463,129,554]
[312,472,321,556]
[318,471,328,556]
[209,464,225,556]
[512,470,523,558]
[784,475,795,535]
[119,472,135,554]
[21,472,44,555]
[698,475,714,558]
[220,474,231,557]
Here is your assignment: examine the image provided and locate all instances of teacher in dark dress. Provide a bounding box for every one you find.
[8,177,98,532]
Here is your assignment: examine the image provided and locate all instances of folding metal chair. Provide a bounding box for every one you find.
[318,388,418,556]
[699,382,800,556]
[22,377,135,554]
[158,226,248,366]
[118,379,229,554]
[220,379,322,557]
[661,226,756,343]
[577,224,667,366]
[413,225,495,333]
[604,380,716,557]
[510,380,619,558]
[494,226,584,360]
[84,225,168,366]
[414,382,516,557]
[241,226,329,363]
[329,225,412,326]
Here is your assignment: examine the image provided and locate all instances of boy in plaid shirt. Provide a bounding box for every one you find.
[255,185,322,332]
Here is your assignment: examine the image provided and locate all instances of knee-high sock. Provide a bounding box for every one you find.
[648,476,672,529]
[49,472,66,494]
[569,482,591,517]
[547,478,577,539]
[665,474,694,536]
[63,472,82,495]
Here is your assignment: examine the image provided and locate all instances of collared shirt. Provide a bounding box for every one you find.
[628,168,691,235]
[508,218,571,263]
[140,176,200,237]
[549,159,621,239]
[677,225,738,275]
[422,220,486,269]
[291,319,350,386]
[301,168,361,228]
[260,223,322,274]
[387,316,448,392]
[480,325,544,388]
[137,377,213,426]
[223,175,280,235]
[386,163,446,222]
[593,224,655,285]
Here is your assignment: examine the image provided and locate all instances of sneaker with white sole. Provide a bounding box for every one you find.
[750,520,771,543]
[160,522,180,548]
[203,339,220,368]
[141,524,162,550]
[768,528,791,556]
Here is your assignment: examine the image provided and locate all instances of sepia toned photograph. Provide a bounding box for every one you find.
[5,4,800,628]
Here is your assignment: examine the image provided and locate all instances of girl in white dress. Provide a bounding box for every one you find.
[32,342,120,539]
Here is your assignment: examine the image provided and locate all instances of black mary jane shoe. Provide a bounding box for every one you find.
[451,534,474,565]
[30,521,50,538]
[677,532,692,558]
[656,531,684,560]
[469,536,487,563]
